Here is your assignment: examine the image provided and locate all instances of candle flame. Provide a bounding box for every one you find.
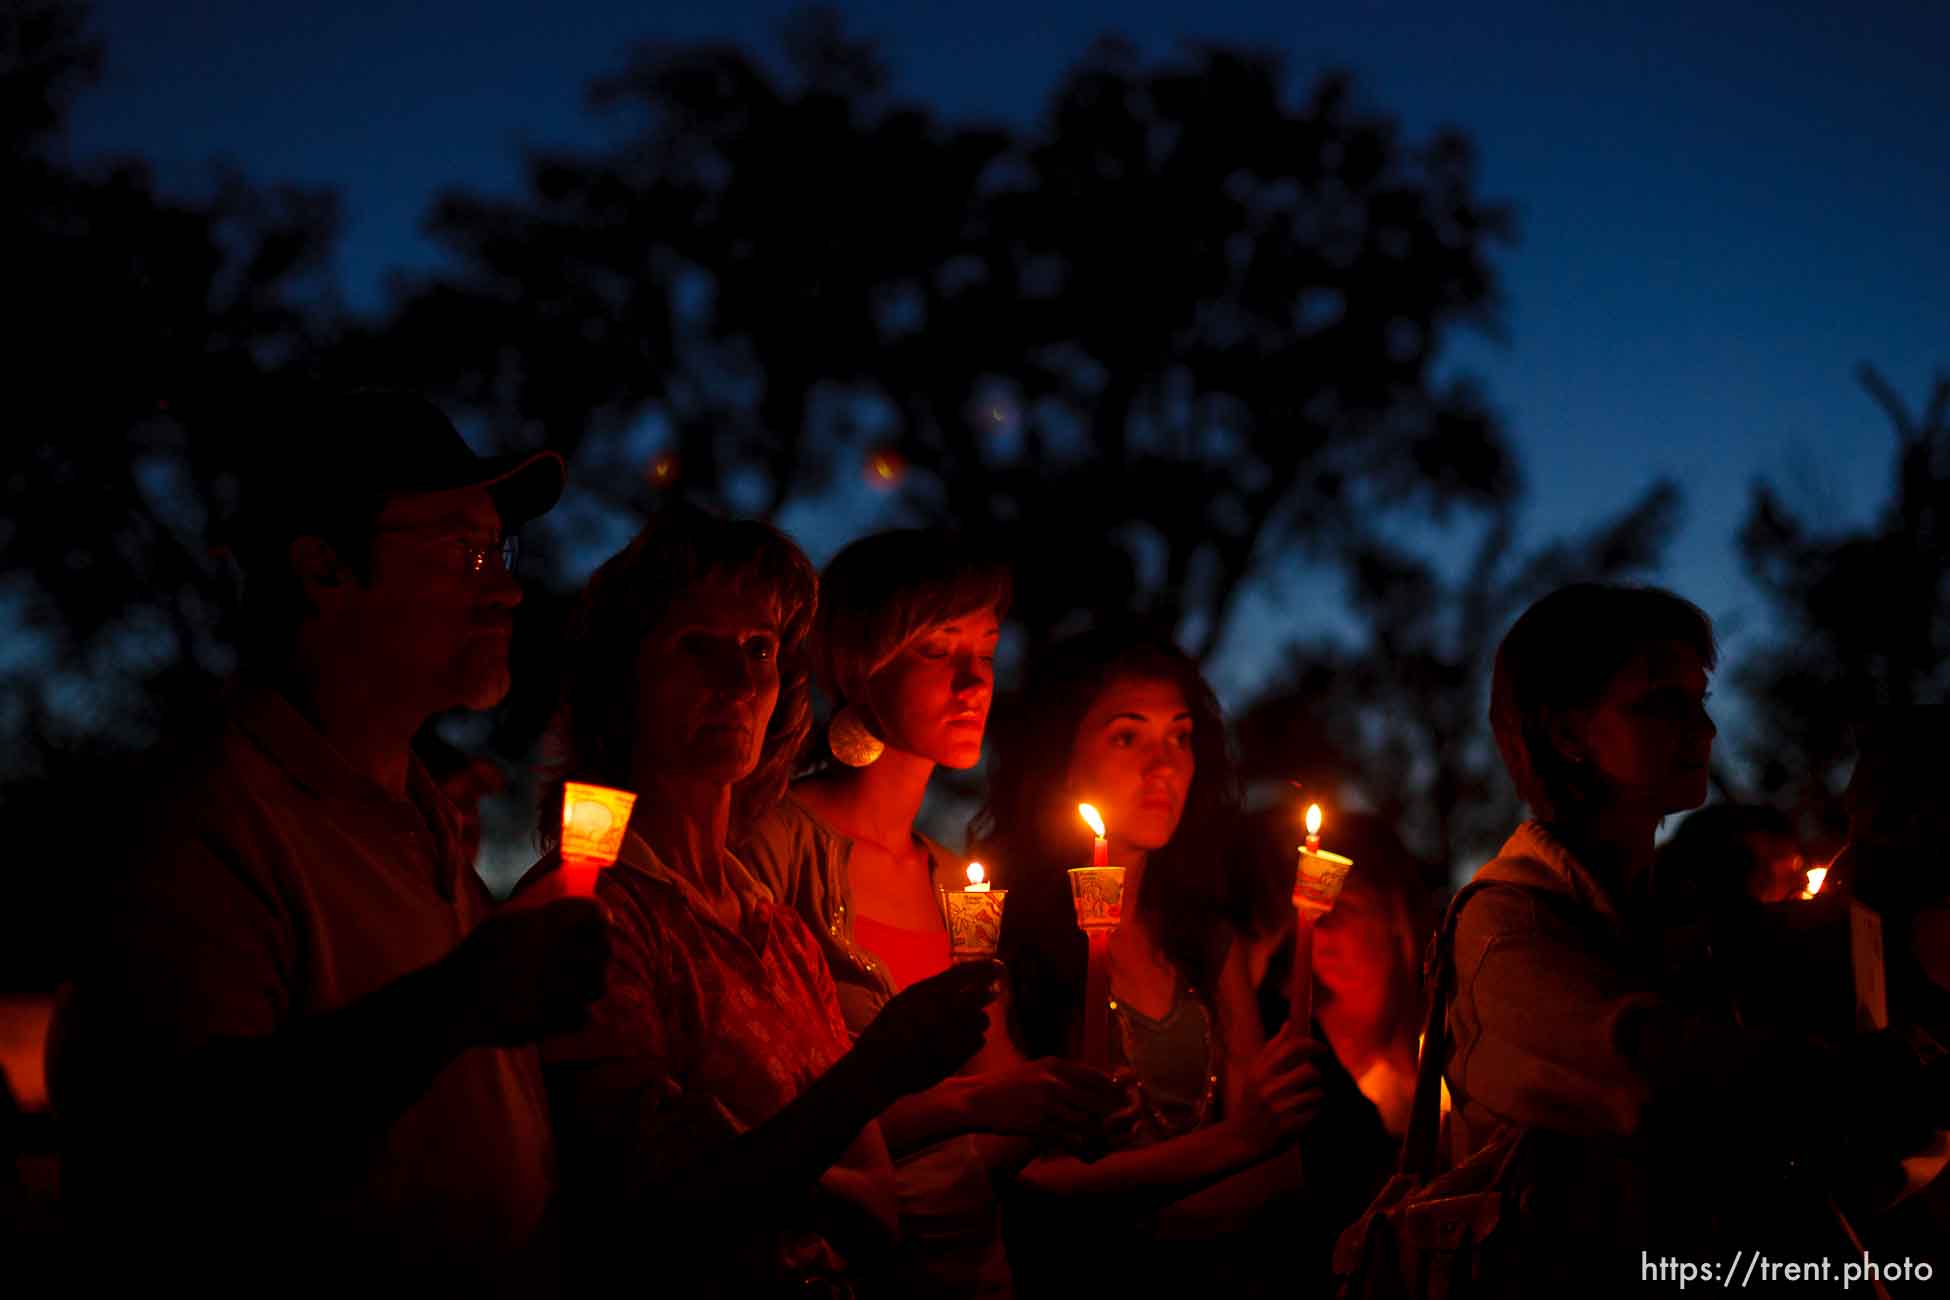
[967,862,986,887]
[1305,803,1322,837]
[1801,865,1829,899]
[1078,803,1105,838]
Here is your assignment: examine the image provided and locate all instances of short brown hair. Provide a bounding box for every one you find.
[540,504,817,847]
[1490,583,1716,820]
[814,530,1011,705]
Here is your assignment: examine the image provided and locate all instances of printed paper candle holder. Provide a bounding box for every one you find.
[943,889,1009,960]
[561,782,638,895]
[1068,866,1126,933]
[1292,848,1354,919]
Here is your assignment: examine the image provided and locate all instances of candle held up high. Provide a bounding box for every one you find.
[1069,803,1124,1068]
[1290,800,1355,1032]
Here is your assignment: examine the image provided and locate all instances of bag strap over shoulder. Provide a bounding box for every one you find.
[1400,862,1624,1179]
[1398,879,1505,1179]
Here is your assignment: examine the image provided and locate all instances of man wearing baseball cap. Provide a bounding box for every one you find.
[52,391,609,1291]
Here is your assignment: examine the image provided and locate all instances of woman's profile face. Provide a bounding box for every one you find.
[1565,639,1717,817]
[632,577,783,789]
[1065,674,1195,858]
[865,608,1000,770]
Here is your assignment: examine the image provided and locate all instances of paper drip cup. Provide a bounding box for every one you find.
[561,782,638,896]
[1068,866,1126,933]
[943,889,1008,960]
[1293,848,1354,919]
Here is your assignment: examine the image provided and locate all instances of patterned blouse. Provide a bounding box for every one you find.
[532,831,858,1291]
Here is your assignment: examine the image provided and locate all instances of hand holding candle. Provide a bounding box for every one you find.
[1291,802,1355,1032]
[560,781,638,896]
[1068,804,1123,930]
[943,862,1008,961]
[1069,803,1125,1068]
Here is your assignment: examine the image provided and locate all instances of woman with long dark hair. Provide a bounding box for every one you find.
[974,625,1325,1294]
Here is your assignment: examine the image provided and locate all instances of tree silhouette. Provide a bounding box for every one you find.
[1,0,344,983]
[374,11,1521,767]
[1235,482,1683,882]
[1734,364,1950,848]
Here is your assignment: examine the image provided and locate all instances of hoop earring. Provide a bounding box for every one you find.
[828,703,885,767]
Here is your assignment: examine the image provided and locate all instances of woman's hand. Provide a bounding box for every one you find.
[1229,1020,1328,1155]
[850,960,1001,1103]
[966,1057,1128,1140]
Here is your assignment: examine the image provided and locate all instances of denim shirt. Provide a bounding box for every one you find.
[737,792,963,1035]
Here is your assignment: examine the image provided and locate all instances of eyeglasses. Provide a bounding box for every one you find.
[375,528,523,578]
[462,535,522,576]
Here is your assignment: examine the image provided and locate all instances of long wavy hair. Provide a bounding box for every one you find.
[972,624,1246,1056]
[538,503,818,850]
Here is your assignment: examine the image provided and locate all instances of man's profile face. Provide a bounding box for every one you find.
[319,485,523,715]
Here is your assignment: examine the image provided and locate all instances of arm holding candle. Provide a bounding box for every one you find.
[55,842,609,1205]
[1012,1014,1325,1212]
[549,936,999,1244]
[1012,941,1325,1211]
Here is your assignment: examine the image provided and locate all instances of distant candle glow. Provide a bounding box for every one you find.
[865,446,906,487]
[646,452,679,486]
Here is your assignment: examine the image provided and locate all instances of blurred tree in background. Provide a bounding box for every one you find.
[1236,482,1681,880]
[1734,365,1950,851]
[368,10,1524,768]
[3,1,1709,978]
[1,0,344,984]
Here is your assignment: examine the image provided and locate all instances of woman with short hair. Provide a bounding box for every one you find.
[527,507,997,1297]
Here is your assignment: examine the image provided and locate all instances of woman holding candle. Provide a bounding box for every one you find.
[1244,808,1432,1141]
[741,529,1125,1299]
[525,506,1000,1297]
[1438,582,1939,1287]
[974,626,1328,1295]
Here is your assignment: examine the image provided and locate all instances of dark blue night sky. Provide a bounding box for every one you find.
[63,0,1950,713]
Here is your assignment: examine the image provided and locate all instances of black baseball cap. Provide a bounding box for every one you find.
[221,389,565,563]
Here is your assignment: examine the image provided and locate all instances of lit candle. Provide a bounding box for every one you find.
[1069,804,1124,1068]
[942,862,1007,961]
[560,781,638,896]
[1291,801,1355,1032]
[1801,864,1829,900]
[1079,803,1109,867]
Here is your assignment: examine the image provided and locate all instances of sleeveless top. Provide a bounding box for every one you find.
[1110,972,1219,1141]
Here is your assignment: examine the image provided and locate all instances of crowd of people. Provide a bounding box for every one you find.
[30,392,1950,1295]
